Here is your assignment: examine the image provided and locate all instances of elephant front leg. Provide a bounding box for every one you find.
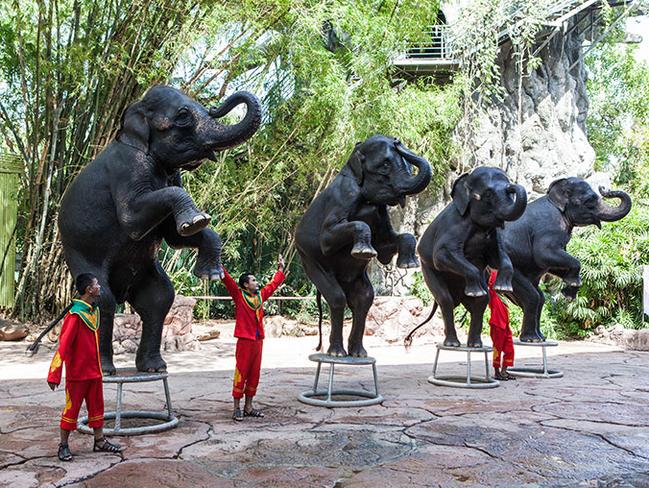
[321,220,377,260]
[372,205,418,268]
[434,245,486,297]
[492,230,514,292]
[117,185,211,241]
[162,218,224,281]
[535,242,582,288]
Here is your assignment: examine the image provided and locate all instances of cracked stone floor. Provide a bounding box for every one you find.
[1,335,649,487]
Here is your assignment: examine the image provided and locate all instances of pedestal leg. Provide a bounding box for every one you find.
[163,377,173,419]
[327,363,335,403]
[484,350,490,380]
[542,346,548,376]
[466,351,472,385]
[372,363,380,397]
[313,361,322,394]
[115,383,123,432]
[432,347,441,378]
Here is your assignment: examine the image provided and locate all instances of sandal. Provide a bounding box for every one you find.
[93,437,122,453]
[232,408,243,422]
[504,372,517,381]
[494,372,509,381]
[243,408,264,418]
[58,443,72,462]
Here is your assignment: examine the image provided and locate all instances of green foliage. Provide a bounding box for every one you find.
[161,1,462,314]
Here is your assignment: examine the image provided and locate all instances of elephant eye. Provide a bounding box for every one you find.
[175,108,194,127]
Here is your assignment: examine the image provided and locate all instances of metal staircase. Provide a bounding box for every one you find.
[393,0,635,77]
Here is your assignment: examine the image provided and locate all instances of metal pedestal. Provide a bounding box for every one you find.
[78,369,178,436]
[507,340,564,379]
[428,344,500,389]
[298,353,384,407]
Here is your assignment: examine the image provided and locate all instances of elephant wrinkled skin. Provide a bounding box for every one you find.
[416,167,527,348]
[59,85,261,373]
[295,135,432,357]
[503,177,632,342]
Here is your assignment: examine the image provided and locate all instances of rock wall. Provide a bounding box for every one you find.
[472,21,595,196]
[113,295,200,354]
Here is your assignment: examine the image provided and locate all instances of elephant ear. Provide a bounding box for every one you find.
[347,146,365,186]
[118,101,150,153]
[547,178,570,212]
[451,173,471,216]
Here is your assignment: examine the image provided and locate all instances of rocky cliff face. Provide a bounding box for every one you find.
[473,22,595,196]
[373,19,597,294]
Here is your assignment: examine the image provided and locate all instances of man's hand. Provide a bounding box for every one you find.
[278,254,285,271]
[48,381,58,391]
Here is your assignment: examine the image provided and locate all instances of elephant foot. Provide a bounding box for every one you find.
[351,243,377,260]
[564,277,581,288]
[467,339,483,348]
[326,343,347,357]
[348,343,367,358]
[101,356,117,376]
[136,353,168,373]
[561,286,578,301]
[443,337,461,347]
[396,255,419,269]
[178,212,211,237]
[519,332,543,343]
[464,284,487,297]
[493,278,513,293]
[194,257,224,281]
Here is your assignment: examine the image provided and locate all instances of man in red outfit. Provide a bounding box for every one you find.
[488,270,516,381]
[48,273,122,461]
[221,256,285,421]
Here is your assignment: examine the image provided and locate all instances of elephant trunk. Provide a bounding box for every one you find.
[597,187,632,222]
[395,145,432,196]
[500,184,527,221]
[207,91,262,151]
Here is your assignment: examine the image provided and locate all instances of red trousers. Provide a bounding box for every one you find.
[490,325,515,369]
[233,338,263,399]
[61,378,104,431]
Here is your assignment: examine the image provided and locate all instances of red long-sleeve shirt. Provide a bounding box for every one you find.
[488,270,509,330]
[221,267,285,340]
[47,301,102,385]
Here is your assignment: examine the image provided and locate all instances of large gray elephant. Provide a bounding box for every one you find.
[295,135,431,357]
[503,177,632,342]
[414,167,527,348]
[59,85,261,373]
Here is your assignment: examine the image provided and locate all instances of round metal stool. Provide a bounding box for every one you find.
[298,353,384,407]
[78,368,178,435]
[507,340,564,379]
[428,343,500,389]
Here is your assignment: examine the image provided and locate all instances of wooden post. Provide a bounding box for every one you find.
[0,154,22,308]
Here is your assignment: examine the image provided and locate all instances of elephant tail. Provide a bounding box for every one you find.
[316,290,323,352]
[404,301,438,350]
[25,304,73,357]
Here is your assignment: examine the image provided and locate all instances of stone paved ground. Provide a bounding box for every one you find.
[1,335,649,487]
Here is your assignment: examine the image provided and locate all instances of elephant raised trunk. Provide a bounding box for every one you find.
[395,144,432,195]
[500,184,528,222]
[208,91,262,150]
[597,187,632,222]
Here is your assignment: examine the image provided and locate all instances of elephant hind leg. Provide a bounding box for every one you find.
[343,273,374,357]
[421,265,460,347]
[460,294,489,348]
[298,253,347,356]
[129,263,174,372]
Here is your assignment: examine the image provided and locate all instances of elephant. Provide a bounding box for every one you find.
[295,135,432,357]
[58,85,261,373]
[414,167,527,348]
[502,177,632,342]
